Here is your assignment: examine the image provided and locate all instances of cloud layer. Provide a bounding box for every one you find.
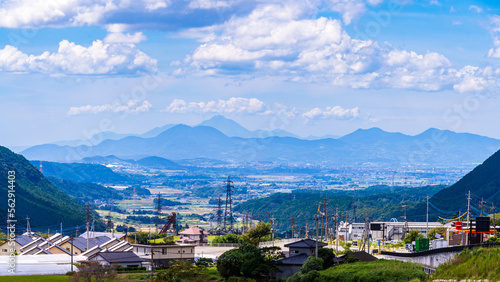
[0,40,157,75]
[68,100,152,115]
[178,2,500,93]
[165,97,361,121]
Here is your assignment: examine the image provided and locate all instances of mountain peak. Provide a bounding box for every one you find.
[198,115,251,137]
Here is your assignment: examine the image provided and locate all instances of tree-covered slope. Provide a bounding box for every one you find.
[430,149,500,212]
[0,146,104,229]
[29,160,130,184]
[47,176,123,203]
[235,185,445,231]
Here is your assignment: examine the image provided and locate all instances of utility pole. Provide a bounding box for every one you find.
[479,198,486,217]
[26,216,31,235]
[155,193,162,234]
[323,197,328,242]
[70,230,74,273]
[335,208,339,254]
[223,176,234,231]
[402,204,408,239]
[86,202,90,251]
[426,196,429,239]
[314,215,320,257]
[490,204,497,233]
[60,222,63,237]
[467,191,471,245]
[216,195,222,229]
[291,216,295,240]
[270,215,277,248]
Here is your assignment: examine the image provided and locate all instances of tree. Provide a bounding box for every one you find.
[241,222,271,245]
[70,262,117,282]
[318,248,335,269]
[428,227,445,239]
[404,230,424,244]
[155,259,203,282]
[217,248,244,278]
[217,243,284,279]
[301,256,324,274]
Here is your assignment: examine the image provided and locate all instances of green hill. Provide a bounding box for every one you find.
[0,146,104,229]
[47,177,124,203]
[29,160,130,184]
[432,247,500,280]
[234,185,445,232]
[428,149,500,215]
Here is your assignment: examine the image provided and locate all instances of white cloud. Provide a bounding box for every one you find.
[166,97,268,114]
[488,16,500,59]
[0,0,171,28]
[469,5,483,14]
[104,32,147,44]
[188,0,235,9]
[325,0,384,25]
[302,106,360,121]
[179,2,500,93]
[68,100,152,115]
[452,20,462,26]
[0,40,157,75]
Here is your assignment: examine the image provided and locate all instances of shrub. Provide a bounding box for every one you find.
[301,256,324,274]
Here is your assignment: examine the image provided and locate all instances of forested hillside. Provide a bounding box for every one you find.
[0,146,105,229]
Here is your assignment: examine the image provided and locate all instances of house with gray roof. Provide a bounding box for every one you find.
[90,251,144,268]
[276,239,328,279]
[0,235,34,256]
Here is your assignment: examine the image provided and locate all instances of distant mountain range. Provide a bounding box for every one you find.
[19,116,500,166]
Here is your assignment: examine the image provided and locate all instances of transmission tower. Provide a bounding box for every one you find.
[223,176,234,231]
[402,204,408,239]
[39,161,43,173]
[155,193,162,233]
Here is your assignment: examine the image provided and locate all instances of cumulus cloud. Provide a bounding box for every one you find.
[302,106,360,121]
[68,100,152,115]
[325,0,379,25]
[0,40,157,75]
[179,2,500,93]
[0,0,172,28]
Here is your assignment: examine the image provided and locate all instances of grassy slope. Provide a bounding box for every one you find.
[318,259,426,282]
[0,275,68,281]
[432,247,500,281]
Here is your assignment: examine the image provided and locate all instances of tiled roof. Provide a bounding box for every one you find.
[179,227,204,235]
[279,254,309,265]
[284,239,328,248]
[15,235,34,246]
[72,236,113,251]
[97,251,144,263]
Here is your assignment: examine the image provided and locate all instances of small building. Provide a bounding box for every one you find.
[177,227,207,244]
[0,235,33,256]
[132,244,196,268]
[276,239,327,279]
[59,236,111,255]
[90,251,144,268]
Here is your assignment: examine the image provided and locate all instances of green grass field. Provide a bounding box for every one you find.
[318,259,426,282]
[0,275,68,282]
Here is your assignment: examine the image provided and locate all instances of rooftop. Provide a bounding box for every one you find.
[179,227,204,235]
[97,252,144,263]
[284,239,328,249]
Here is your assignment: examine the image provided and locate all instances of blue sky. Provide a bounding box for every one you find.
[1,0,500,147]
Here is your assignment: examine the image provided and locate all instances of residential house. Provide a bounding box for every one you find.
[276,239,328,279]
[0,235,33,256]
[132,244,196,268]
[177,227,207,244]
[90,251,144,268]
